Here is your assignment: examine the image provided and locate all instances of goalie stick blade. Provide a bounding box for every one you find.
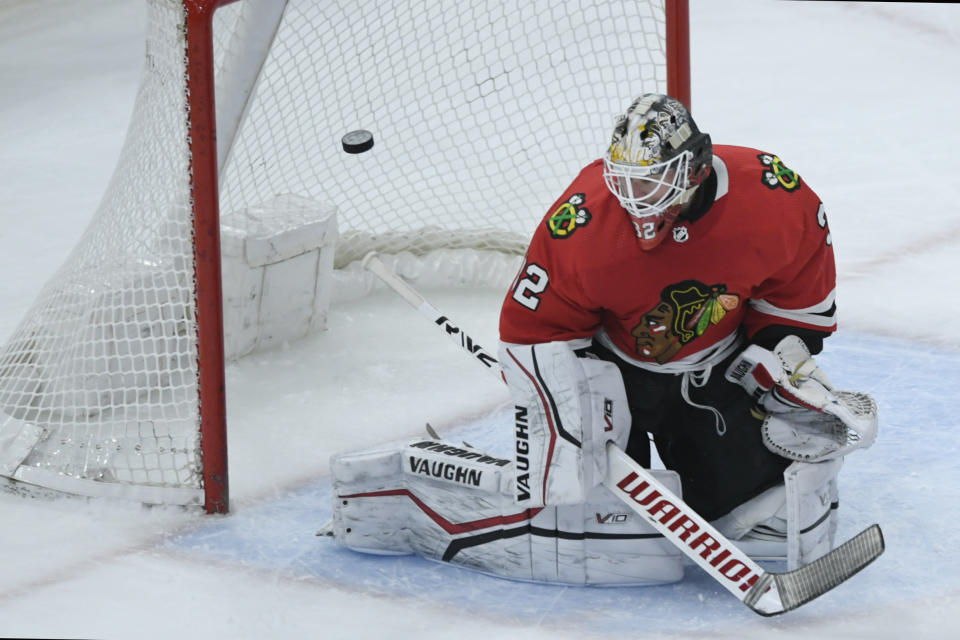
[745,524,885,616]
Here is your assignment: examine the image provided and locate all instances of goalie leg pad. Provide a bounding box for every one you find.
[558,482,684,585]
[711,458,842,569]
[713,483,787,540]
[785,458,841,570]
[330,438,513,556]
[329,438,680,585]
[499,341,631,506]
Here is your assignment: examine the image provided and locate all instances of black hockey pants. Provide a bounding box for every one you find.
[587,340,790,521]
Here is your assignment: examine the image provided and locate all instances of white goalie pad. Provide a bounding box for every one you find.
[498,341,631,506]
[714,459,841,571]
[785,459,841,570]
[328,438,681,586]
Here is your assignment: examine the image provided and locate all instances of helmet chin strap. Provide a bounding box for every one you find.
[676,182,701,208]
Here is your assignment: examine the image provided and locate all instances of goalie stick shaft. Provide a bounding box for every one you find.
[363,253,499,373]
[362,252,884,616]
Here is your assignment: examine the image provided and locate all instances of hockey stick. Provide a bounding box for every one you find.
[362,252,884,616]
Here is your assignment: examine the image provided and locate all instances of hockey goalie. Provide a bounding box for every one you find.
[323,94,878,586]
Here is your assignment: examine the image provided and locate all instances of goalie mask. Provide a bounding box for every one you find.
[602,94,712,250]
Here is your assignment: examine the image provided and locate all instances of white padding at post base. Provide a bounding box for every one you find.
[220,194,338,268]
[9,465,203,506]
[0,415,44,476]
[220,194,338,358]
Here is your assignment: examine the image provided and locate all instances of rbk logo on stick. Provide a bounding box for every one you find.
[434,316,497,368]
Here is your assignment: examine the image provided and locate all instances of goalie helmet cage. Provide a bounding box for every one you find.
[0,0,690,513]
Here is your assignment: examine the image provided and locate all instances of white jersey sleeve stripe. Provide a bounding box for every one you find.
[748,289,837,328]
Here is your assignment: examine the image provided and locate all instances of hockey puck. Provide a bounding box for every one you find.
[341,129,374,154]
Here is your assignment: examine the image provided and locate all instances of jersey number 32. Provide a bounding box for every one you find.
[511,263,549,311]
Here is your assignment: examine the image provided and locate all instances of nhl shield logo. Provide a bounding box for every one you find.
[672,225,689,243]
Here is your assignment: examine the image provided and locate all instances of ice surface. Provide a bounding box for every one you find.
[1,1,959,638]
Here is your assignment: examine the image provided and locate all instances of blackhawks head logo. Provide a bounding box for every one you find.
[758,153,800,192]
[546,193,592,239]
[631,280,740,363]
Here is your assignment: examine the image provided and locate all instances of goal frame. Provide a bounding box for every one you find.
[165,0,690,513]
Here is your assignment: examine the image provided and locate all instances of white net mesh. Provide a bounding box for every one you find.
[0,0,670,505]
[0,1,202,503]
[216,0,670,266]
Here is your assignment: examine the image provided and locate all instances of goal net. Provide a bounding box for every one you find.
[0,0,685,511]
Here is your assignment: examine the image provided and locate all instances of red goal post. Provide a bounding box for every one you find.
[0,0,690,514]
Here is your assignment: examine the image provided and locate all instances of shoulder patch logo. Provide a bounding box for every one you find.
[758,153,801,192]
[546,193,592,239]
[630,280,740,363]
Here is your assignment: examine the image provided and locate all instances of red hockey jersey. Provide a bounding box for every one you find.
[499,145,836,368]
